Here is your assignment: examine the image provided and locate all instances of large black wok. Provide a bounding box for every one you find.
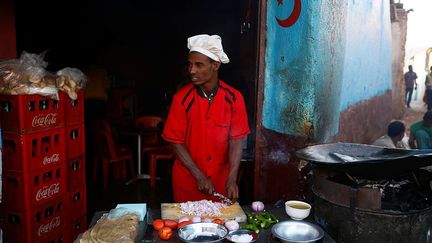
[295,143,432,179]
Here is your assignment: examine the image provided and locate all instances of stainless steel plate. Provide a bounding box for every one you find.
[178,222,228,243]
[271,220,324,243]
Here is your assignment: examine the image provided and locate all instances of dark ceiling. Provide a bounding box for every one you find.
[14,0,242,115]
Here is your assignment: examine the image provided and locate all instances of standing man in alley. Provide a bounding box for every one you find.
[404,65,417,108]
[162,34,250,202]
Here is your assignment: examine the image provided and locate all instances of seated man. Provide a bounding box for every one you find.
[409,111,432,149]
[373,121,409,149]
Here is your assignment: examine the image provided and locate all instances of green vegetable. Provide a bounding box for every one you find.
[242,211,279,232]
[241,223,260,233]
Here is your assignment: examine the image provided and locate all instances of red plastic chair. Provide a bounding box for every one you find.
[147,147,174,190]
[135,115,175,190]
[93,119,135,190]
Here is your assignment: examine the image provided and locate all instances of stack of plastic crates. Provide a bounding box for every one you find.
[0,91,87,242]
[63,90,87,241]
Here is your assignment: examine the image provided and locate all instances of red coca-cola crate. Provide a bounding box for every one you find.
[2,163,67,212]
[2,196,69,243]
[69,186,87,218]
[0,94,65,134]
[35,228,69,243]
[66,124,85,159]
[2,128,66,172]
[67,155,86,190]
[62,90,85,125]
[70,214,87,242]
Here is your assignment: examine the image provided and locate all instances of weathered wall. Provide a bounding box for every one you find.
[262,0,392,142]
[337,91,392,143]
[336,0,393,143]
[339,1,392,112]
[255,0,394,202]
[391,8,408,119]
[263,0,347,142]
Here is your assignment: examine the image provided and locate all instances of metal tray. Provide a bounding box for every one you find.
[296,143,432,179]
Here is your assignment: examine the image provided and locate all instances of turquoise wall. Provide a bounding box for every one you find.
[263,0,392,141]
[263,0,315,136]
[339,0,392,111]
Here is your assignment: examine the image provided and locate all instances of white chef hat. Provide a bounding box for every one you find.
[187,34,230,64]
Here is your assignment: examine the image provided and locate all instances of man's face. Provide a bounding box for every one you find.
[188,52,219,86]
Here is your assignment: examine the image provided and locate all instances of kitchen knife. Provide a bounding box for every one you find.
[212,191,234,205]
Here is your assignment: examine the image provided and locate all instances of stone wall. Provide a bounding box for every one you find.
[391,8,408,119]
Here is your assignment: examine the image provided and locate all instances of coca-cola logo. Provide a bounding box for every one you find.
[38,216,61,236]
[43,154,60,165]
[36,183,60,201]
[32,113,57,127]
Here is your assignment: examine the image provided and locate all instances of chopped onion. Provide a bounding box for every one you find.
[202,218,212,223]
[192,216,201,223]
[178,216,190,223]
[225,220,240,231]
[251,201,265,212]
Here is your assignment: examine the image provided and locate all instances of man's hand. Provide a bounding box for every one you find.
[171,143,215,195]
[196,175,215,195]
[226,177,239,202]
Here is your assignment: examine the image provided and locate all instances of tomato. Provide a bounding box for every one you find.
[164,219,178,229]
[177,220,192,229]
[158,226,173,240]
[153,219,165,231]
[212,218,224,225]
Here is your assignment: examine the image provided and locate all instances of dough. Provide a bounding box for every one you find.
[80,214,139,243]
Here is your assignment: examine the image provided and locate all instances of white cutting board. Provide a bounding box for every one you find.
[161,202,247,223]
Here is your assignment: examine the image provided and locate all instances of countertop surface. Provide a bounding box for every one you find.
[89,203,336,243]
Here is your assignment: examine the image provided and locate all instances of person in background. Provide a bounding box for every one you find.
[404,65,417,108]
[409,111,432,149]
[162,34,250,202]
[425,66,432,110]
[373,121,409,149]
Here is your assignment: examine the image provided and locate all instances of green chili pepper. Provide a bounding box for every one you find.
[241,224,260,234]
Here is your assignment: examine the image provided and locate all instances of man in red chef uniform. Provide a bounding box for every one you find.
[162,34,250,202]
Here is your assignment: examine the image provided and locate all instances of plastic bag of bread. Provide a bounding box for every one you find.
[0,51,54,97]
[56,67,87,100]
[76,207,139,243]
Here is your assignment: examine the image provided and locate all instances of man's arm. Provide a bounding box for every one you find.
[170,143,214,194]
[225,139,243,202]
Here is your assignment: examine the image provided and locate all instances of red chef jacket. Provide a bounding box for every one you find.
[162,80,250,202]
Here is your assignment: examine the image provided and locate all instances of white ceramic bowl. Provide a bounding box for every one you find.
[285,200,311,220]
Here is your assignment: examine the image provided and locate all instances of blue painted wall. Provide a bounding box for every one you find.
[263,0,392,141]
[339,0,392,111]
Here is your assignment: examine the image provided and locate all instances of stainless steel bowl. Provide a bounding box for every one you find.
[177,222,228,242]
[226,229,259,243]
[271,220,324,243]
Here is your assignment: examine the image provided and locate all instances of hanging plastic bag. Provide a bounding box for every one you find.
[56,67,88,100]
